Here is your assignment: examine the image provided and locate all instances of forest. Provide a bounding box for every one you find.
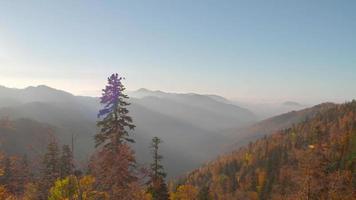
[173,101,356,199]
[1,0,356,199]
[0,73,355,200]
[0,74,166,200]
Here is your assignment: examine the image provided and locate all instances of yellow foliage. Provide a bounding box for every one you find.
[171,185,198,200]
[244,153,252,165]
[48,175,109,200]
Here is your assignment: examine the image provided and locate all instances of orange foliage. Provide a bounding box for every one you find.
[174,101,356,199]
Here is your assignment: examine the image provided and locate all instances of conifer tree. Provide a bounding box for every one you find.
[95,73,135,150]
[91,73,138,199]
[38,140,60,200]
[147,137,169,200]
[60,145,74,178]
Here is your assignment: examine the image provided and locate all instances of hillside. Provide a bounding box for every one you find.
[173,101,356,199]
[228,103,337,149]
[0,118,54,161]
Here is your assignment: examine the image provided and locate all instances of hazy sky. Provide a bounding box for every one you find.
[0,0,355,103]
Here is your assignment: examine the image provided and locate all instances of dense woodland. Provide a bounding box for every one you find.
[0,74,167,200]
[0,74,355,199]
[173,101,356,199]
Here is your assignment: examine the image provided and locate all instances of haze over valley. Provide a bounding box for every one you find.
[0,1,355,199]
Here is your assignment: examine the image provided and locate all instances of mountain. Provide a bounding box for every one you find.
[173,101,356,199]
[0,85,75,103]
[130,88,257,131]
[0,85,256,177]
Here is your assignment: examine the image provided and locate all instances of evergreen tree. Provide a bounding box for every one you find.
[91,73,138,200]
[60,145,74,178]
[147,137,169,200]
[95,73,135,150]
[38,140,60,200]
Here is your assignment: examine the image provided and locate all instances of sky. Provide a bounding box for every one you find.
[0,0,355,103]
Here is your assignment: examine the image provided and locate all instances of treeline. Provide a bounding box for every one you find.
[0,74,172,200]
[172,101,356,199]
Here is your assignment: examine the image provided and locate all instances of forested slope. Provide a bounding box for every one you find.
[172,101,356,200]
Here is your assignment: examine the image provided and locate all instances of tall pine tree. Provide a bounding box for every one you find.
[91,73,138,200]
[38,140,60,200]
[60,145,74,178]
[95,73,135,150]
[147,137,169,200]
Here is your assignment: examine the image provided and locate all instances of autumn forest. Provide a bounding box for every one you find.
[0,73,354,200]
[1,1,356,199]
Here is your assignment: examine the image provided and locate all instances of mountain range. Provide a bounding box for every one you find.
[0,85,259,176]
[0,85,329,177]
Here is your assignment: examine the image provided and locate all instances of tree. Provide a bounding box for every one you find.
[90,143,137,199]
[38,140,60,200]
[22,183,38,200]
[48,175,108,200]
[147,137,169,200]
[95,73,135,150]
[197,185,212,200]
[60,145,74,178]
[171,185,198,200]
[91,73,138,199]
[0,185,16,200]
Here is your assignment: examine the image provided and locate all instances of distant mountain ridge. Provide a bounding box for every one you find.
[0,85,75,103]
[130,88,256,131]
[0,85,257,177]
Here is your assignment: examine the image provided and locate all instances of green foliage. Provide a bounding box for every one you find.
[95,73,135,150]
[147,137,169,200]
[90,74,139,200]
[38,140,61,199]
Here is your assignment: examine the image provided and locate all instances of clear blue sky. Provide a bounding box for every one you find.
[0,0,355,103]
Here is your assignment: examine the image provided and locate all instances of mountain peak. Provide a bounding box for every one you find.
[25,85,55,90]
[136,88,151,92]
[0,84,75,104]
